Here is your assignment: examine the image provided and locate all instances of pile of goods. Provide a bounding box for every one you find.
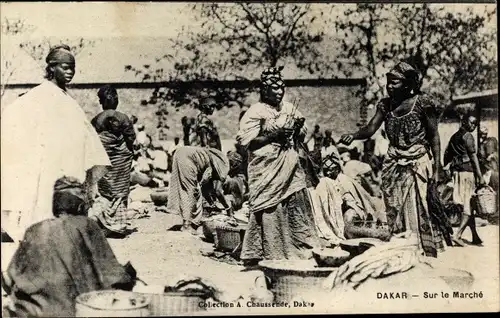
[324,237,419,291]
[134,276,221,316]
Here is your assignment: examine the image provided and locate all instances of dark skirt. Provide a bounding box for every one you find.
[240,188,320,261]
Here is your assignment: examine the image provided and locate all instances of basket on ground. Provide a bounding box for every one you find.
[144,290,207,316]
[214,224,246,253]
[259,260,337,303]
[75,290,150,317]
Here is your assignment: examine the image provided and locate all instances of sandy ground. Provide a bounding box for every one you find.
[2,210,499,314]
[109,211,500,314]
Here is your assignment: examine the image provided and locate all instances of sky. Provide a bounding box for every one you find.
[1,2,193,38]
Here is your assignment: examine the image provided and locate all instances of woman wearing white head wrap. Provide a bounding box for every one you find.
[1,45,110,241]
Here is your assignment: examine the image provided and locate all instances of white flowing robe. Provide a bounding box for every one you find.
[1,81,110,240]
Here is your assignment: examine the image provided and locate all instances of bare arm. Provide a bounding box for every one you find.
[352,108,385,140]
[247,134,277,152]
[199,127,209,148]
[340,108,385,146]
[213,181,232,212]
[247,118,290,152]
[122,116,137,152]
[425,109,442,181]
[464,133,486,186]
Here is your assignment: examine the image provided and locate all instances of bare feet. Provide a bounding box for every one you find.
[452,236,466,247]
[470,237,483,246]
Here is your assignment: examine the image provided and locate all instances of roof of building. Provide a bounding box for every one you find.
[452,89,498,108]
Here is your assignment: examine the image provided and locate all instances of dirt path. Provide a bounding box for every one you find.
[2,211,498,313]
[108,210,499,313]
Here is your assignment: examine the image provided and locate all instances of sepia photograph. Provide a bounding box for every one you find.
[1,1,498,315]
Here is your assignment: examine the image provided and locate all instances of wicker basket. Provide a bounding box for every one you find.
[145,291,207,316]
[75,290,151,317]
[214,224,246,253]
[258,260,337,303]
[475,186,498,216]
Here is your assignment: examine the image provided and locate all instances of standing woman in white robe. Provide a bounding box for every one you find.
[1,44,110,241]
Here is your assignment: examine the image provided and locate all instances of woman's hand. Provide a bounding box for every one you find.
[273,127,294,144]
[340,134,354,145]
[294,118,306,130]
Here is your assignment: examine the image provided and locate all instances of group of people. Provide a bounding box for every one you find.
[1,44,497,316]
[1,45,139,316]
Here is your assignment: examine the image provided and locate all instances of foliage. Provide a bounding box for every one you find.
[1,18,35,97]
[335,3,497,108]
[1,17,96,98]
[125,3,333,115]
[19,37,97,67]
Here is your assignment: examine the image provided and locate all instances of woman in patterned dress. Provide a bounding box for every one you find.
[90,85,136,237]
[166,146,231,234]
[340,61,445,257]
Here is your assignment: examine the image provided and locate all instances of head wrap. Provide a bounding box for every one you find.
[52,176,86,216]
[98,85,118,101]
[227,151,243,171]
[200,97,217,110]
[45,44,75,65]
[386,61,422,91]
[260,66,285,89]
[322,146,343,169]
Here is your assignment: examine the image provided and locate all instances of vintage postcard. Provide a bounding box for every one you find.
[1,1,498,315]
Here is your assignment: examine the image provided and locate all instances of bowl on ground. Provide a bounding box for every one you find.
[339,238,383,257]
[312,247,350,267]
[150,190,168,206]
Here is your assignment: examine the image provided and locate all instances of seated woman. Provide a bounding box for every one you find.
[309,150,389,246]
[167,146,232,234]
[2,176,136,317]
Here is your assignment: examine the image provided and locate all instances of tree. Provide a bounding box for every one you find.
[19,37,97,68]
[125,3,333,111]
[1,18,35,98]
[336,3,497,119]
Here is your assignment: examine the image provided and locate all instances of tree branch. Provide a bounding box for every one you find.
[281,9,309,52]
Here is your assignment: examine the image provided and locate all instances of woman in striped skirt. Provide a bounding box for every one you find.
[90,85,137,237]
